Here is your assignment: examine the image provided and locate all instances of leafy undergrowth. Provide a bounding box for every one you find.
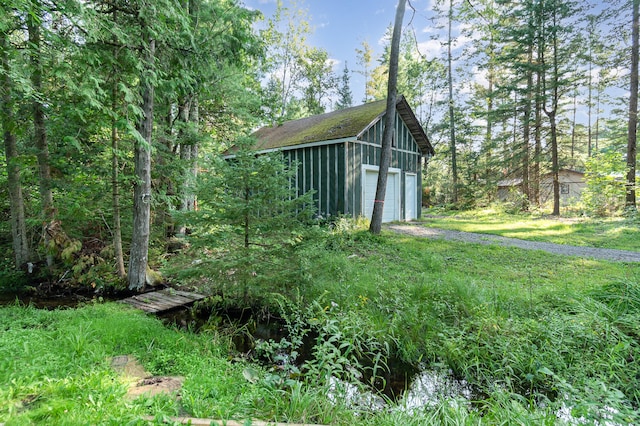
[276,226,640,423]
[421,206,640,251]
[3,218,640,425]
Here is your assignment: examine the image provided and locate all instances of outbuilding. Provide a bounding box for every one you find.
[249,96,434,222]
[497,169,586,205]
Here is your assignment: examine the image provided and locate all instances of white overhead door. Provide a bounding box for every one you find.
[405,173,417,221]
[363,167,399,223]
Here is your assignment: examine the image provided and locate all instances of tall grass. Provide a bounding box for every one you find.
[285,225,640,422]
[4,214,640,424]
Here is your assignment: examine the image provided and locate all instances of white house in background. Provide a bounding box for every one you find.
[498,169,586,205]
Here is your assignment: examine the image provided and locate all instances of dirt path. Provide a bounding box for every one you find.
[386,224,640,263]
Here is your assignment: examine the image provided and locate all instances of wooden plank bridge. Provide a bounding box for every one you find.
[121,289,206,314]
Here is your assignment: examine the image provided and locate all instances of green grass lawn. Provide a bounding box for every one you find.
[420,207,640,251]
[2,215,639,425]
[0,303,282,425]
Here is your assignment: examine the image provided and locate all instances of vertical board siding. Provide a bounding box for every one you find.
[338,143,346,214]
[284,143,349,218]
[278,109,425,221]
[321,145,328,215]
[333,144,340,216]
[354,142,362,216]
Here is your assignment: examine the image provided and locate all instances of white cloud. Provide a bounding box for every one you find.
[417,39,444,60]
[421,25,438,35]
[470,66,488,88]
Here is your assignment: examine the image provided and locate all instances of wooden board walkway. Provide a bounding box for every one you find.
[121,289,206,313]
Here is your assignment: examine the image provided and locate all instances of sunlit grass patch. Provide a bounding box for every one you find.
[421,207,640,251]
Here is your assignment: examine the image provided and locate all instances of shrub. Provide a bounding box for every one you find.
[583,150,627,216]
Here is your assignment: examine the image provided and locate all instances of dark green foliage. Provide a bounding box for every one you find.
[335,62,353,111]
[0,0,265,289]
[185,139,316,301]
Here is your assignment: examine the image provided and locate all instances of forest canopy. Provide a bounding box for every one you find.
[0,0,638,288]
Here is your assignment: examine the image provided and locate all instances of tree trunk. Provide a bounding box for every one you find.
[178,98,198,213]
[571,91,577,163]
[128,37,156,290]
[522,46,533,207]
[369,0,406,235]
[587,17,594,158]
[627,0,639,209]
[178,103,191,211]
[541,2,561,216]
[1,33,30,268]
[447,0,458,204]
[111,80,126,278]
[188,97,199,212]
[484,30,495,194]
[109,7,126,278]
[533,44,542,206]
[27,6,56,265]
[549,112,560,216]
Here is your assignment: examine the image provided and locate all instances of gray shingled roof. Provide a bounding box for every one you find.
[251,96,434,156]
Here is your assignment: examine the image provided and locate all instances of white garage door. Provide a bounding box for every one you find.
[363,168,399,223]
[405,173,417,220]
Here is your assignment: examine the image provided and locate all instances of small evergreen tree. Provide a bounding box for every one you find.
[195,137,315,300]
[335,62,353,110]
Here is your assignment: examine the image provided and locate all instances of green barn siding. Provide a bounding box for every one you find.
[283,144,347,218]
[306,149,312,194]
[311,148,319,212]
[328,143,346,218]
[279,109,425,221]
[319,145,327,215]
[336,144,346,214]
[353,142,362,216]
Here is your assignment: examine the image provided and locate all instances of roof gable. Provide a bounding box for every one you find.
[251,96,433,155]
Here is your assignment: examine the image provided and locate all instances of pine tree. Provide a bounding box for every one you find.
[335,61,353,110]
[627,0,639,210]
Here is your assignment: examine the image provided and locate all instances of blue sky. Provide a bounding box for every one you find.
[240,0,621,126]
[241,0,438,105]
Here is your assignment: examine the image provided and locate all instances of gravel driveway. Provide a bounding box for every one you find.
[386,224,640,263]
